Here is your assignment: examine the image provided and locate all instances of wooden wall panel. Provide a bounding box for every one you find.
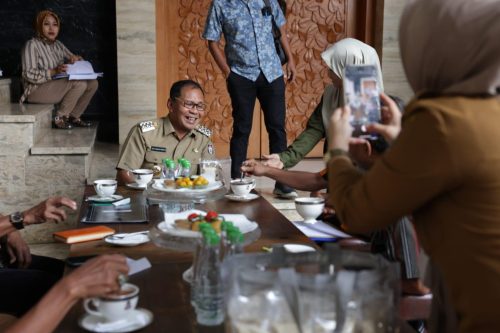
[156,0,379,159]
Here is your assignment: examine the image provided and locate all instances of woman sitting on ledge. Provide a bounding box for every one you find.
[20,10,97,130]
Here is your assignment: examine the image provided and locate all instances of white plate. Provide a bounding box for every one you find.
[157,209,258,238]
[104,234,150,247]
[283,244,316,253]
[225,193,259,202]
[126,182,147,190]
[78,308,153,332]
[87,194,124,203]
[152,180,223,193]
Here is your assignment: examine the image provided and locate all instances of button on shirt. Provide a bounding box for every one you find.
[203,0,286,83]
[116,117,215,174]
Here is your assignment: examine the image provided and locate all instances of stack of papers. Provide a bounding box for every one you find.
[53,60,103,80]
[292,220,352,241]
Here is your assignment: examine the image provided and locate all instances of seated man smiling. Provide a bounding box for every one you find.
[116,80,216,185]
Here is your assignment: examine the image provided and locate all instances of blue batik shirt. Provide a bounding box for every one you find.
[203,0,286,83]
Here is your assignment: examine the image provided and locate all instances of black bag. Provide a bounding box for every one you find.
[263,0,288,65]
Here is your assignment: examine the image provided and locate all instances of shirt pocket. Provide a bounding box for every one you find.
[144,150,165,165]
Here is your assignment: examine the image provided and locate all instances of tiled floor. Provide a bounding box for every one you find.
[30,141,325,259]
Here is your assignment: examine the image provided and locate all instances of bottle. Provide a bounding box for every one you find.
[194,230,224,326]
[162,159,176,179]
[179,159,191,178]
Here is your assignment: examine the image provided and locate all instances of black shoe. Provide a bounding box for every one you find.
[53,116,72,129]
[273,182,298,199]
[69,116,92,127]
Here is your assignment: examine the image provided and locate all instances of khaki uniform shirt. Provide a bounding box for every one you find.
[328,96,500,333]
[117,117,215,174]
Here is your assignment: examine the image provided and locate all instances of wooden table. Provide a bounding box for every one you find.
[54,186,315,332]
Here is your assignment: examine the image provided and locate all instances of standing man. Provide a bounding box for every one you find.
[116,80,216,185]
[203,0,298,198]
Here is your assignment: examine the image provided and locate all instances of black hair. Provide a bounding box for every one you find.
[169,80,204,100]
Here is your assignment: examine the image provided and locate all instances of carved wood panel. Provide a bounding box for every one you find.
[158,0,349,158]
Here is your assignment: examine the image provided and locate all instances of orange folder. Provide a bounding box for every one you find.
[53,225,115,244]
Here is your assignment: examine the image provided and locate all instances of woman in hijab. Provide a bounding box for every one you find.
[264,38,384,169]
[326,0,500,331]
[20,10,97,129]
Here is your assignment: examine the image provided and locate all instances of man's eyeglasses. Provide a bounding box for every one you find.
[175,98,207,111]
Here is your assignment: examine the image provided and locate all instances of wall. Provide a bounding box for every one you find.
[116,0,157,144]
[381,0,412,102]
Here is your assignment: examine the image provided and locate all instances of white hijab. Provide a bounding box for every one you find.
[320,38,384,130]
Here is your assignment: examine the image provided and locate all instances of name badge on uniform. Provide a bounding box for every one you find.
[151,146,166,152]
[207,143,215,155]
[139,121,156,133]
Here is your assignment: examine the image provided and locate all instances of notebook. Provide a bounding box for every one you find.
[54,225,115,244]
[81,203,149,224]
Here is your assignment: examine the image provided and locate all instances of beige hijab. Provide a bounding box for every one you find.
[400,0,500,96]
[320,38,384,130]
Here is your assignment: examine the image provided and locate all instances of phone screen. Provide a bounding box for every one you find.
[343,65,381,136]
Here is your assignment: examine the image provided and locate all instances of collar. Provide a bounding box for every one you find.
[162,116,196,138]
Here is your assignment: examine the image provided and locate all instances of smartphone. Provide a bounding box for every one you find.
[65,255,97,267]
[343,64,381,137]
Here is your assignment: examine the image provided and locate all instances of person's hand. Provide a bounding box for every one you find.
[285,61,296,83]
[51,64,68,76]
[348,138,374,169]
[365,93,402,144]
[62,254,129,300]
[22,196,77,225]
[68,55,82,64]
[328,106,353,151]
[241,159,268,177]
[5,231,31,268]
[262,154,284,169]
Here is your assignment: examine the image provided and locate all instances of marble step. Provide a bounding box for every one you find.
[0,103,53,147]
[31,123,98,155]
[0,78,11,104]
[28,124,98,185]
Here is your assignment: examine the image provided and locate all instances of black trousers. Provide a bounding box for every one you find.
[227,72,287,178]
[0,255,64,316]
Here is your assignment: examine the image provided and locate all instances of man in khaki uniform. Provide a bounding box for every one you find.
[116,80,215,184]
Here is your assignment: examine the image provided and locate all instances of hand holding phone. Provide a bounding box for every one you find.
[343,65,381,137]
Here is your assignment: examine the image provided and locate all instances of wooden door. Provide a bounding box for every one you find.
[156,0,383,159]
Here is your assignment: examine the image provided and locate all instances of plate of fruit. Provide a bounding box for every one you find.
[152,175,222,192]
[157,210,258,238]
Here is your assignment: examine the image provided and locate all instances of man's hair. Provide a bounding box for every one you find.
[169,80,204,100]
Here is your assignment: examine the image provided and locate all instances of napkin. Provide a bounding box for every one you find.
[126,257,152,275]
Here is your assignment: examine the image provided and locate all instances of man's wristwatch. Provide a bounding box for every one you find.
[9,212,25,230]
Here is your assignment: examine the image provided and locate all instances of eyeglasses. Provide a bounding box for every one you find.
[175,98,207,112]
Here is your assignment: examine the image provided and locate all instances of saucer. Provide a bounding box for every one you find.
[104,234,150,247]
[87,194,123,203]
[225,193,259,202]
[283,244,316,253]
[79,308,153,332]
[126,182,147,190]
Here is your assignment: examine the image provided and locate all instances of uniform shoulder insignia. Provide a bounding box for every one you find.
[196,125,212,137]
[139,120,157,133]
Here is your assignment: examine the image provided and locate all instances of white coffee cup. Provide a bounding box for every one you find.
[132,169,154,186]
[295,197,325,224]
[230,178,256,196]
[84,283,139,322]
[93,179,117,197]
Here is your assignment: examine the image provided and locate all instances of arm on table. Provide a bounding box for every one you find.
[5,254,128,333]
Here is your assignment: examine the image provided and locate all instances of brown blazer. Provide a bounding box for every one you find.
[328,96,500,332]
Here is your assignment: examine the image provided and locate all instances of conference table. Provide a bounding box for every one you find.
[54,186,316,332]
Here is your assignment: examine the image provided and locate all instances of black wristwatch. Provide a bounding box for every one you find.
[9,212,25,230]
